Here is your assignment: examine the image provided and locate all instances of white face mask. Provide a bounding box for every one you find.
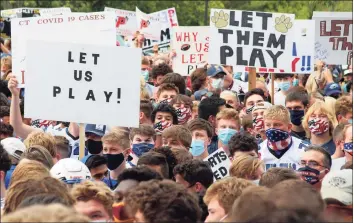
[211,78,224,89]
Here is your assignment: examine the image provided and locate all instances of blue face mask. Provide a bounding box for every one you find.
[141,70,149,82]
[233,72,242,80]
[293,79,299,86]
[344,142,353,154]
[278,81,291,91]
[289,110,305,126]
[265,128,290,143]
[132,143,154,157]
[189,139,205,156]
[218,128,237,145]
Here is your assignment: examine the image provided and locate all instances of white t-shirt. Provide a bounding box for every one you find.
[231,79,248,94]
[331,157,346,171]
[274,91,286,106]
[259,136,309,171]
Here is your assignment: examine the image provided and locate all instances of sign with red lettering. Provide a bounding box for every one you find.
[172,26,209,76]
[312,12,352,64]
[208,9,295,69]
[136,7,161,40]
[104,7,137,37]
[25,40,141,127]
[11,11,116,88]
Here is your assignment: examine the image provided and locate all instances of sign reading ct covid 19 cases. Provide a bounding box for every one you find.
[25,40,141,128]
[208,9,295,69]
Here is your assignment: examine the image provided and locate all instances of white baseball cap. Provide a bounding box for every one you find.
[321,169,353,205]
[252,101,273,114]
[50,158,91,185]
[0,137,26,160]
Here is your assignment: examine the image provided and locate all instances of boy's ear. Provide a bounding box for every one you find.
[287,123,293,132]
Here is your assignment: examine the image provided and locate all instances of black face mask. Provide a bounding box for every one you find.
[86,139,103,154]
[298,166,321,185]
[103,153,125,170]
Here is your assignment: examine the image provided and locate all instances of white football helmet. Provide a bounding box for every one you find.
[50,158,91,184]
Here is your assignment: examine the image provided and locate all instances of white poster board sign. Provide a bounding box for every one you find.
[312,12,353,65]
[11,11,116,88]
[104,7,137,37]
[142,7,178,54]
[39,7,71,16]
[208,9,295,69]
[25,40,141,127]
[203,148,231,181]
[172,26,209,76]
[136,7,161,40]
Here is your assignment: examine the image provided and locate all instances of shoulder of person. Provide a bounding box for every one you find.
[292,137,310,150]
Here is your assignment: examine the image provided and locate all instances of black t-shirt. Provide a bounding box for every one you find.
[291,130,308,141]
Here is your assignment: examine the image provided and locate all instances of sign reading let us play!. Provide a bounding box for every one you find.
[25,40,141,128]
[208,9,295,69]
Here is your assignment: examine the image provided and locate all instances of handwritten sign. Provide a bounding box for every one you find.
[172,26,209,75]
[142,8,178,54]
[203,148,231,181]
[11,12,116,88]
[312,12,352,65]
[136,7,161,40]
[25,40,141,127]
[39,7,71,17]
[104,7,137,37]
[208,9,295,69]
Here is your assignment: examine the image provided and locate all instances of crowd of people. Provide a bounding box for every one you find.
[0,21,353,223]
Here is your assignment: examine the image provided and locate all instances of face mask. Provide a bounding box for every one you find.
[253,116,264,132]
[218,128,237,145]
[279,81,291,91]
[265,128,290,143]
[289,110,305,126]
[344,142,353,156]
[103,153,125,170]
[154,120,172,133]
[246,105,254,114]
[233,72,242,80]
[297,166,321,185]
[293,79,299,86]
[141,70,149,82]
[176,107,192,125]
[132,143,154,157]
[189,139,205,156]
[86,139,103,154]
[211,78,223,90]
[159,98,172,105]
[308,118,329,135]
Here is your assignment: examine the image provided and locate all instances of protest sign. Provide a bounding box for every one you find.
[136,7,161,40]
[39,7,71,16]
[11,11,116,88]
[142,7,178,54]
[104,7,137,37]
[203,148,231,181]
[172,26,209,75]
[312,12,352,65]
[208,9,295,69]
[25,40,141,127]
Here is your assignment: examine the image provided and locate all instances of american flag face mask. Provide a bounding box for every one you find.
[265,128,292,151]
[308,118,329,135]
[253,116,265,132]
[344,142,353,156]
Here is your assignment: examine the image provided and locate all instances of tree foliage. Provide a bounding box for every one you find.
[1,0,352,25]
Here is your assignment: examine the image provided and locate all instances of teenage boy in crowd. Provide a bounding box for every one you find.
[139,100,154,125]
[251,101,272,143]
[259,105,308,171]
[285,90,310,140]
[335,96,353,125]
[274,73,294,106]
[215,108,241,156]
[228,131,259,160]
[155,83,179,104]
[187,118,213,160]
[241,88,266,120]
[162,125,192,150]
[298,146,331,190]
[151,62,173,87]
[173,160,214,221]
[198,97,226,154]
[128,124,156,167]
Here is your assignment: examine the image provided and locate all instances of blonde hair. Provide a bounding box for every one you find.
[102,131,130,149]
[263,105,291,124]
[335,95,353,116]
[23,131,56,158]
[140,76,150,100]
[71,181,114,217]
[1,56,12,70]
[302,101,338,138]
[10,160,50,187]
[229,155,264,180]
[203,177,254,213]
[2,204,89,222]
[21,145,54,169]
[216,108,240,123]
[192,101,199,114]
[324,96,337,121]
[220,90,238,102]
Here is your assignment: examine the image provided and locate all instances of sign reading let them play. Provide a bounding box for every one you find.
[25,40,141,128]
[208,9,295,69]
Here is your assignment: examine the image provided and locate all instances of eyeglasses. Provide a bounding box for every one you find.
[299,160,327,169]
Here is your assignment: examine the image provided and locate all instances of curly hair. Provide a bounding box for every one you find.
[71,181,114,217]
[0,105,9,118]
[203,177,255,214]
[0,122,13,138]
[161,73,186,95]
[117,166,163,183]
[153,146,178,179]
[4,177,75,214]
[151,63,173,80]
[228,132,258,158]
[151,103,178,125]
[125,180,201,223]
